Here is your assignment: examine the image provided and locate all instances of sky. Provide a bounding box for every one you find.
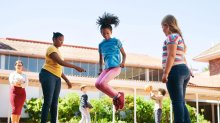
[1,0,220,72]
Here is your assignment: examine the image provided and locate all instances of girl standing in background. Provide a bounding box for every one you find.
[9,60,28,123]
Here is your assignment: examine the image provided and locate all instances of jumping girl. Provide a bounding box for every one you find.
[95,13,126,111]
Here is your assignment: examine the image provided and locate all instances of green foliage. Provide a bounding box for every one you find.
[58,93,80,122]
[202,67,209,72]
[90,96,113,122]
[161,98,171,123]
[136,96,154,123]
[24,93,210,123]
[24,98,43,122]
[121,95,154,123]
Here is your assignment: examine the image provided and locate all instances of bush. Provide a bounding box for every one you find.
[24,93,210,123]
[58,93,80,122]
[90,96,113,122]
[24,98,43,122]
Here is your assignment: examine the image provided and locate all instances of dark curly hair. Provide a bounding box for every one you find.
[52,32,63,39]
[96,12,120,32]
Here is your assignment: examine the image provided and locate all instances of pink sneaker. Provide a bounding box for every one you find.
[118,92,124,109]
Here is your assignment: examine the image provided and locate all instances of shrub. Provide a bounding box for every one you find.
[24,93,210,123]
[24,98,43,122]
[58,93,80,122]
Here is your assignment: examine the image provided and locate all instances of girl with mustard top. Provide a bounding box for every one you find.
[39,32,85,123]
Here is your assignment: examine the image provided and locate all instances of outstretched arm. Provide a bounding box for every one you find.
[150,92,163,100]
[49,52,85,72]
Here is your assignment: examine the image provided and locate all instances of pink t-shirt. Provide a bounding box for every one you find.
[162,33,185,69]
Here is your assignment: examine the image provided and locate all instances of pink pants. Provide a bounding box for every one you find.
[95,67,121,98]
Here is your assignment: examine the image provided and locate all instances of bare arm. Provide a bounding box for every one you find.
[150,92,163,100]
[61,73,72,89]
[61,73,69,82]
[49,52,85,72]
[120,48,126,68]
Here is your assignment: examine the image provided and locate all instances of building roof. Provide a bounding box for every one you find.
[190,71,220,87]
[0,38,162,69]
[0,42,15,50]
[194,43,220,62]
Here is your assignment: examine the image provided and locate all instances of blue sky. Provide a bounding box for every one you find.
[1,0,220,71]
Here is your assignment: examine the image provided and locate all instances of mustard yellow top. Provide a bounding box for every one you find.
[43,45,63,78]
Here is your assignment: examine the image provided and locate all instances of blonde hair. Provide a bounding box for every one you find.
[162,15,187,53]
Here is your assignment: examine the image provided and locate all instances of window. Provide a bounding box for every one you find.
[19,56,28,71]
[64,67,73,75]
[5,55,9,70]
[96,64,104,77]
[149,69,161,81]
[96,63,100,74]
[158,69,163,81]
[37,58,45,72]
[119,67,126,79]
[125,67,133,80]
[9,56,19,70]
[81,62,89,76]
[73,61,81,76]
[88,63,96,77]
[139,68,146,81]
[28,57,37,72]
[132,67,140,80]
[64,61,73,76]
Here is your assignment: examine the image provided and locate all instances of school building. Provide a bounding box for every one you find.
[0,38,220,122]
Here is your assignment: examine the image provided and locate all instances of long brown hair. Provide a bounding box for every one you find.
[161,15,187,53]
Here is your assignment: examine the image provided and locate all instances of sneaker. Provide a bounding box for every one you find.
[118,92,125,109]
[113,96,120,111]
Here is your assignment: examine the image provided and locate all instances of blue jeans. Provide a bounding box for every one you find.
[166,64,191,123]
[154,109,162,123]
[39,69,61,123]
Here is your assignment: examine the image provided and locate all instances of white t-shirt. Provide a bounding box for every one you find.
[150,92,163,110]
[9,71,28,88]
